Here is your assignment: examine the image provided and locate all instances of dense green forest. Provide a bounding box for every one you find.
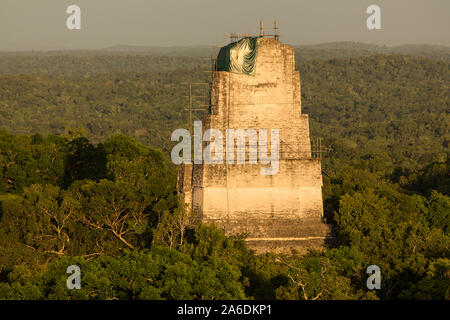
[0,45,448,299]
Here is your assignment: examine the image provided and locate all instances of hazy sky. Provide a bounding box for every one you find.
[1,0,449,51]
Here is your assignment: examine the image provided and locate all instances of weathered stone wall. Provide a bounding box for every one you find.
[178,38,331,253]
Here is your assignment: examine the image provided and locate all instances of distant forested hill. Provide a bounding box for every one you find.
[0,55,210,76]
[0,54,447,173]
[300,55,449,170]
[0,42,447,75]
[295,43,450,62]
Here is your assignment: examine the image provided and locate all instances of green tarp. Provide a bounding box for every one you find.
[216,37,259,76]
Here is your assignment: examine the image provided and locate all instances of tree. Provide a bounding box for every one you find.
[153,205,194,249]
[0,184,80,271]
[0,248,247,300]
[274,254,377,300]
[400,259,450,299]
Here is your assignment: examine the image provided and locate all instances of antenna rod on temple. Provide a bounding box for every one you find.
[274,20,279,40]
[229,32,236,42]
[259,21,264,37]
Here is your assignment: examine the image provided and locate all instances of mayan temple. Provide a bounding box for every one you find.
[177,30,331,253]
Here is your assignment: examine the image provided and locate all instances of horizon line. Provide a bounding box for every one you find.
[0,41,449,54]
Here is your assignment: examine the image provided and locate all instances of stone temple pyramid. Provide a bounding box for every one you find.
[177,35,331,253]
